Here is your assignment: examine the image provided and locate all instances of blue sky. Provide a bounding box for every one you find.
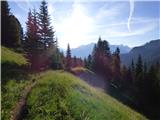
[9,0,160,49]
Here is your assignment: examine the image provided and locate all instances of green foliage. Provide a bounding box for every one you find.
[91,37,112,79]
[26,70,146,120]
[1,80,29,120]
[50,48,64,69]
[85,54,92,70]
[26,71,73,120]
[8,15,23,47]
[124,55,160,119]
[39,0,54,43]
[1,0,23,47]
[65,44,72,70]
[24,1,62,71]
[112,47,121,82]
[1,46,29,84]
[1,46,28,66]
[1,1,10,46]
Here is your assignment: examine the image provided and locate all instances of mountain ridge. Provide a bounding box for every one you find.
[70,43,131,58]
[121,39,160,66]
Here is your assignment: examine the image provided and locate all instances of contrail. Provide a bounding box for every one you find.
[128,0,134,32]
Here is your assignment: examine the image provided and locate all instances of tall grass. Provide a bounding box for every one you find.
[26,71,147,120]
[1,80,29,120]
[1,46,28,65]
[1,46,30,119]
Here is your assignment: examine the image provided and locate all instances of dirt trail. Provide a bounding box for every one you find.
[10,80,36,120]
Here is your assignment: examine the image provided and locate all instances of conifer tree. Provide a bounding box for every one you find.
[1,1,10,46]
[38,0,55,47]
[25,9,44,71]
[32,8,40,42]
[135,54,144,98]
[65,44,72,70]
[135,55,143,82]
[91,37,112,79]
[25,9,42,51]
[87,54,92,70]
[73,56,77,67]
[8,15,23,47]
[112,47,121,81]
[1,1,22,47]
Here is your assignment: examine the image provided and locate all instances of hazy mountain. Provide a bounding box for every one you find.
[71,43,131,58]
[121,39,160,66]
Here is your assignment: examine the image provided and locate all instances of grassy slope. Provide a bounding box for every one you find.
[1,46,30,119]
[26,70,147,120]
[1,46,28,65]
[1,47,147,120]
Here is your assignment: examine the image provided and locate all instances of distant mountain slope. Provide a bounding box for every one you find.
[71,43,131,58]
[121,39,160,66]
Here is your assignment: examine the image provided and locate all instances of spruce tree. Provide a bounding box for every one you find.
[131,59,135,83]
[32,8,40,43]
[25,9,43,71]
[65,44,72,70]
[112,47,121,81]
[73,56,77,67]
[84,58,88,68]
[135,55,143,81]
[25,9,42,51]
[87,54,92,70]
[135,54,144,100]
[38,0,54,47]
[91,37,112,80]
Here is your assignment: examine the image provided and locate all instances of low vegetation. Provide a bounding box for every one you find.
[1,46,28,65]
[2,0,158,119]
[1,46,30,119]
[1,79,29,120]
[26,70,147,120]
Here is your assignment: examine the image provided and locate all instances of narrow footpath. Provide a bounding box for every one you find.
[10,80,37,120]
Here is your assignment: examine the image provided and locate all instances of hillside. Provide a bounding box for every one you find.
[1,46,31,119]
[1,46,147,120]
[71,43,131,58]
[26,70,147,120]
[1,46,28,65]
[121,39,160,66]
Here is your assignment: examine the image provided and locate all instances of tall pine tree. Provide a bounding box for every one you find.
[38,0,55,47]
[65,44,72,71]
[135,55,143,84]
[112,47,121,81]
[91,37,112,79]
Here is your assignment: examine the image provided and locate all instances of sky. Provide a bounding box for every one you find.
[8,0,160,49]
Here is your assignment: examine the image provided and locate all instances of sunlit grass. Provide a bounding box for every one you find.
[26,70,147,120]
[1,80,29,120]
[1,46,31,119]
[1,46,28,65]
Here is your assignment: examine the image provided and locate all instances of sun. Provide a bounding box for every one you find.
[56,3,94,49]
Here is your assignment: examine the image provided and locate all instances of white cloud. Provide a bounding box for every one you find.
[103,18,158,38]
[95,3,126,21]
[55,1,158,49]
[15,0,33,12]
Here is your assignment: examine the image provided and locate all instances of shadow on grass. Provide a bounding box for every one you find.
[1,62,30,85]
